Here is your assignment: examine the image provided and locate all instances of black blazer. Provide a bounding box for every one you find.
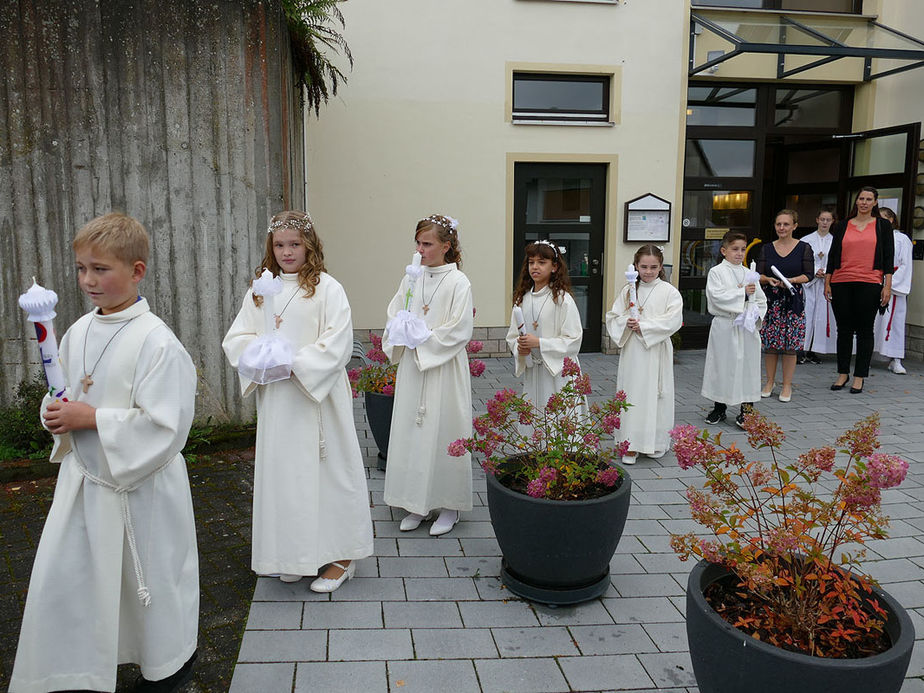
[825,217,894,277]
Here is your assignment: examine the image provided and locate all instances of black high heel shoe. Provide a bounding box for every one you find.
[830,376,848,391]
[850,378,864,394]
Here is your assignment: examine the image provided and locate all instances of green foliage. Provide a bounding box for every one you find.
[282,0,353,116]
[0,373,53,460]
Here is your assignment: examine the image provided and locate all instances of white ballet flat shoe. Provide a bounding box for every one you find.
[279,574,302,583]
[761,383,774,398]
[429,509,459,536]
[889,359,907,375]
[621,454,637,466]
[310,561,355,593]
[400,512,427,531]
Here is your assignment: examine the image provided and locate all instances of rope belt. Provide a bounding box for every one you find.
[74,453,175,606]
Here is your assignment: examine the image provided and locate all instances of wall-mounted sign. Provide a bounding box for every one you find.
[624,193,671,243]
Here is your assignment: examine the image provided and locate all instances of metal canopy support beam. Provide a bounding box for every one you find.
[690,11,924,81]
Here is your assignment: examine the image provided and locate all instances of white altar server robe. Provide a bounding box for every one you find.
[701,260,768,406]
[874,231,913,359]
[11,298,198,693]
[222,272,374,576]
[505,287,584,411]
[383,263,474,515]
[605,279,683,457]
[802,231,837,353]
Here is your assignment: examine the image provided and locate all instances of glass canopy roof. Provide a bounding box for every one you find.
[691,10,924,80]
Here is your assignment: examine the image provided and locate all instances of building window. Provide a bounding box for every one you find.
[691,0,860,12]
[512,73,611,124]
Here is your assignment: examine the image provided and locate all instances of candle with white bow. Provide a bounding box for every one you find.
[236,269,295,384]
[387,251,431,348]
[18,278,68,400]
[512,306,526,337]
[625,263,640,319]
[252,268,284,333]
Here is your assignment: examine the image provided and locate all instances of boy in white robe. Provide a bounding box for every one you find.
[701,232,768,428]
[874,210,913,374]
[11,213,199,693]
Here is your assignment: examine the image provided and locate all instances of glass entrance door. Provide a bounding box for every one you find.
[513,162,607,351]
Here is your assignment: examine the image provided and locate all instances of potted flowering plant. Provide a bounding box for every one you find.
[670,411,914,693]
[450,358,632,605]
[349,332,485,469]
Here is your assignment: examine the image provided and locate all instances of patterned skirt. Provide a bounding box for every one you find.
[760,289,806,352]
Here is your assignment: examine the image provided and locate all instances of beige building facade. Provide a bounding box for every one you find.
[306,0,924,358]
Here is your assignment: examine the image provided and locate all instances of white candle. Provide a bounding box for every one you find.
[251,268,284,333]
[513,306,526,336]
[412,251,422,267]
[624,263,640,319]
[18,278,68,400]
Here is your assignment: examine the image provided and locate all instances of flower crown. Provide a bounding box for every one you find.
[533,239,566,258]
[424,214,459,235]
[267,216,313,234]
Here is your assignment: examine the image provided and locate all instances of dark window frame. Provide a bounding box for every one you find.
[512,72,611,123]
[691,0,862,13]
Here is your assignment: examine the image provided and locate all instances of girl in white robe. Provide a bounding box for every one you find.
[505,240,583,411]
[874,210,913,374]
[383,214,474,537]
[222,211,373,593]
[605,245,683,464]
[701,232,768,427]
[801,209,838,359]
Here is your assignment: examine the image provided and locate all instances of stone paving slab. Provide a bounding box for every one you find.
[231,351,924,692]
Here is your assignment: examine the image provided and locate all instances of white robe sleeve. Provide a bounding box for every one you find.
[382,277,408,365]
[637,284,684,349]
[95,333,196,489]
[222,290,261,398]
[537,294,583,377]
[892,234,912,295]
[706,268,746,316]
[289,279,353,403]
[605,285,633,348]
[414,275,474,372]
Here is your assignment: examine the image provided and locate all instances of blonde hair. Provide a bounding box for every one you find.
[775,208,799,224]
[415,214,462,268]
[254,210,325,305]
[72,213,149,264]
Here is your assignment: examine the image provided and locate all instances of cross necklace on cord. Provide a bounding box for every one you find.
[421,270,450,315]
[81,318,137,393]
[530,290,552,330]
[274,287,302,328]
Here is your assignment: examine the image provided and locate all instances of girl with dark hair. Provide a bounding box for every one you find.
[605,244,683,465]
[824,187,895,393]
[506,240,583,412]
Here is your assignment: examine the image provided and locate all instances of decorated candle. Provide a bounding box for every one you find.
[251,268,285,334]
[18,278,68,400]
[513,305,526,336]
[624,263,640,319]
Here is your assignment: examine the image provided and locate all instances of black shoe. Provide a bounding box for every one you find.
[797,355,808,364]
[704,407,726,425]
[735,411,746,428]
[135,651,197,692]
[850,379,864,394]
[830,378,848,391]
[806,352,821,364]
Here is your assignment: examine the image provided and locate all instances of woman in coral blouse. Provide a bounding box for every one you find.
[824,187,894,394]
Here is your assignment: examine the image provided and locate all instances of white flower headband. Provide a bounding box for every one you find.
[267,216,313,234]
[424,214,460,236]
[533,239,566,259]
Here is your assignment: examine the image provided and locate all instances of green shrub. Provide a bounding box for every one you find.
[0,374,53,459]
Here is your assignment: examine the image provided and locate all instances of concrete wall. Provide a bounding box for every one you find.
[305,0,689,339]
[0,0,304,415]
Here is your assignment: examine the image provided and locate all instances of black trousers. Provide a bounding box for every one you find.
[830,281,881,378]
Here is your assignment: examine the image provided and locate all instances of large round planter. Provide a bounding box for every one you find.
[364,391,394,471]
[485,469,632,606]
[686,559,915,693]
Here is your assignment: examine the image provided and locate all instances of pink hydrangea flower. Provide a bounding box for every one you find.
[381,384,395,396]
[595,466,621,487]
[865,453,908,489]
[561,357,581,377]
[447,439,467,457]
[469,360,486,377]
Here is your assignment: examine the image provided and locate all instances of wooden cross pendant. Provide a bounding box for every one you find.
[80,374,94,393]
[274,314,283,328]
[532,321,539,330]
[422,305,430,315]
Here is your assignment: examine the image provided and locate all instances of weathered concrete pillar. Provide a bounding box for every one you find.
[0,0,304,419]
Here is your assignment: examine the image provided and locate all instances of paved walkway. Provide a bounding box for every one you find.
[230,350,924,693]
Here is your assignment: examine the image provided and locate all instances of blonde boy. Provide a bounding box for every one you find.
[11,213,199,693]
[701,231,768,428]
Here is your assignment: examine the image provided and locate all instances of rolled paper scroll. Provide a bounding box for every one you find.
[771,265,796,294]
[625,263,640,319]
[18,278,68,400]
[512,306,526,337]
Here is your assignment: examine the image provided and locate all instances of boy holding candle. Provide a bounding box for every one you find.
[11,213,199,693]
